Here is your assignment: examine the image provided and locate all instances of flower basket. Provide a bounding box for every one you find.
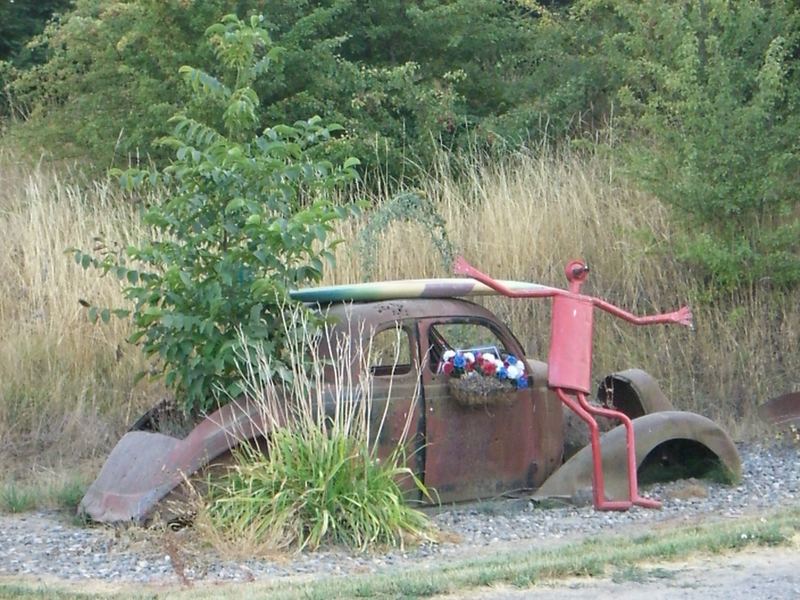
[439,349,528,408]
[448,374,517,407]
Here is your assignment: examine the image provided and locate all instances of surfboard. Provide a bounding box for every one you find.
[289,278,556,303]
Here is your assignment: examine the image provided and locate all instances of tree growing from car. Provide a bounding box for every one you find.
[72,15,360,414]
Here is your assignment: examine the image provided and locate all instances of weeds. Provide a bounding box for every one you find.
[0,483,36,513]
[611,565,675,584]
[195,308,434,554]
[2,144,798,473]
[0,472,87,514]
[0,152,162,470]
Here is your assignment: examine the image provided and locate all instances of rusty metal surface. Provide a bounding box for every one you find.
[526,359,565,484]
[758,392,800,426]
[322,299,562,502]
[562,369,674,460]
[420,319,562,503]
[320,298,511,335]
[595,369,674,418]
[81,294,734,523]
[81,298,545,523]
[533,411,742,503]
[79,398,270,524]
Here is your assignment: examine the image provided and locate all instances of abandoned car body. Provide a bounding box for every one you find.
[79,279,742,524]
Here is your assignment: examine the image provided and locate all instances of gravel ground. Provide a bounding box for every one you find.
[1,442,798,586]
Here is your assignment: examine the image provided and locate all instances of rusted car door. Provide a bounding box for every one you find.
[418,317,542,502]
[365,322,426,499]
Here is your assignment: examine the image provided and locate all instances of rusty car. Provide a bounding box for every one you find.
[79,278,742,524]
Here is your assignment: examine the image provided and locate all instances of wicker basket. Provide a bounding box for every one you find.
[448,375,517,407]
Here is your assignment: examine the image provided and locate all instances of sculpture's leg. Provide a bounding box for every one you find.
[555,388,632,511]
[575,394,661,509]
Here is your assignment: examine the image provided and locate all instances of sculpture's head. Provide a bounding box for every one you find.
[565,260,589,292]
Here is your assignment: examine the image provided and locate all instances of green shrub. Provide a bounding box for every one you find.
[4,1,585,178]
[200,311,433,553]
[0,0,71,117]
[581,0,800,290]
[72,14,360,414]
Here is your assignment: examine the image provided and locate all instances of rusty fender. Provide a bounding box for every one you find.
[534,411,741,504]
[758,392,800,428]
[78,397,272,525]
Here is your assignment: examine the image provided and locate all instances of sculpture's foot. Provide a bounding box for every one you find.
[594,499,632,511]
[633,496,662,509]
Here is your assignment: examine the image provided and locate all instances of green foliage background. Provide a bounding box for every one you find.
[3,0,799,291]
[71,14,360,413]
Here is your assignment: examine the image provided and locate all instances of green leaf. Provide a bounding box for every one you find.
[128,330,147,344]
[225,198,246,213]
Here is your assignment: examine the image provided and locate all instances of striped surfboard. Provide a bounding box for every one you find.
[290,278,555,303]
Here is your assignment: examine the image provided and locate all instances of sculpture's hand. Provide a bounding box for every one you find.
[453,256,478,277]
[673,305,694,329]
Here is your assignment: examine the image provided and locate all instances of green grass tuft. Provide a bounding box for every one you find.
[0,483,37,513]
[196,311,434,554]
[0,474,89,515]
[205,430,431,552]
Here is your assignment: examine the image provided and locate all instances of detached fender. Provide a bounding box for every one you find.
[564,369,674,460]
[534,411,741,503]
[759,392,800,427]
[78,398,270,525]
[595,368,674,417]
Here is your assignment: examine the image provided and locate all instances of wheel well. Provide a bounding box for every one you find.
[638,438,735,485]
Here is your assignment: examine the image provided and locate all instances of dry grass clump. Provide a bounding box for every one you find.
[0,153,162,476]
[329,148,799,436]
[0,144,795,481]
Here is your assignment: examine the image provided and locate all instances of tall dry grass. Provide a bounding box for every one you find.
[331,148,799,437]
[0,153,162,476]
[1,145,795,478]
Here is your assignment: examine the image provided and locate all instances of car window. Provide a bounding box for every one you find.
[428,321,509,372]
[369,326,412,376]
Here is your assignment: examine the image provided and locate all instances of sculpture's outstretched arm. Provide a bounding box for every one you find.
[454,256,559,299]
[594,298,693,329]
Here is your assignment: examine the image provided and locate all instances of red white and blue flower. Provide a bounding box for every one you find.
[440,350,528,390]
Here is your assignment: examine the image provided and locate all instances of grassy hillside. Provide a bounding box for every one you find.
[1,147,796,481]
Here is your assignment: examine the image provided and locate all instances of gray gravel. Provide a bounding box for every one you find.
[1,442,798,586]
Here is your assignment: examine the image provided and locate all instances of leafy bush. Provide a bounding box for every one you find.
[72,14,359,414]
[0,0,72,62]
[0,0,71,117]
[5,0,235,162]
[4,1,587,178]
[580,0,800,290]
[200,311,433,553]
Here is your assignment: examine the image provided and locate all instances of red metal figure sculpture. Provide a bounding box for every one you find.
[454,256,693,510]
